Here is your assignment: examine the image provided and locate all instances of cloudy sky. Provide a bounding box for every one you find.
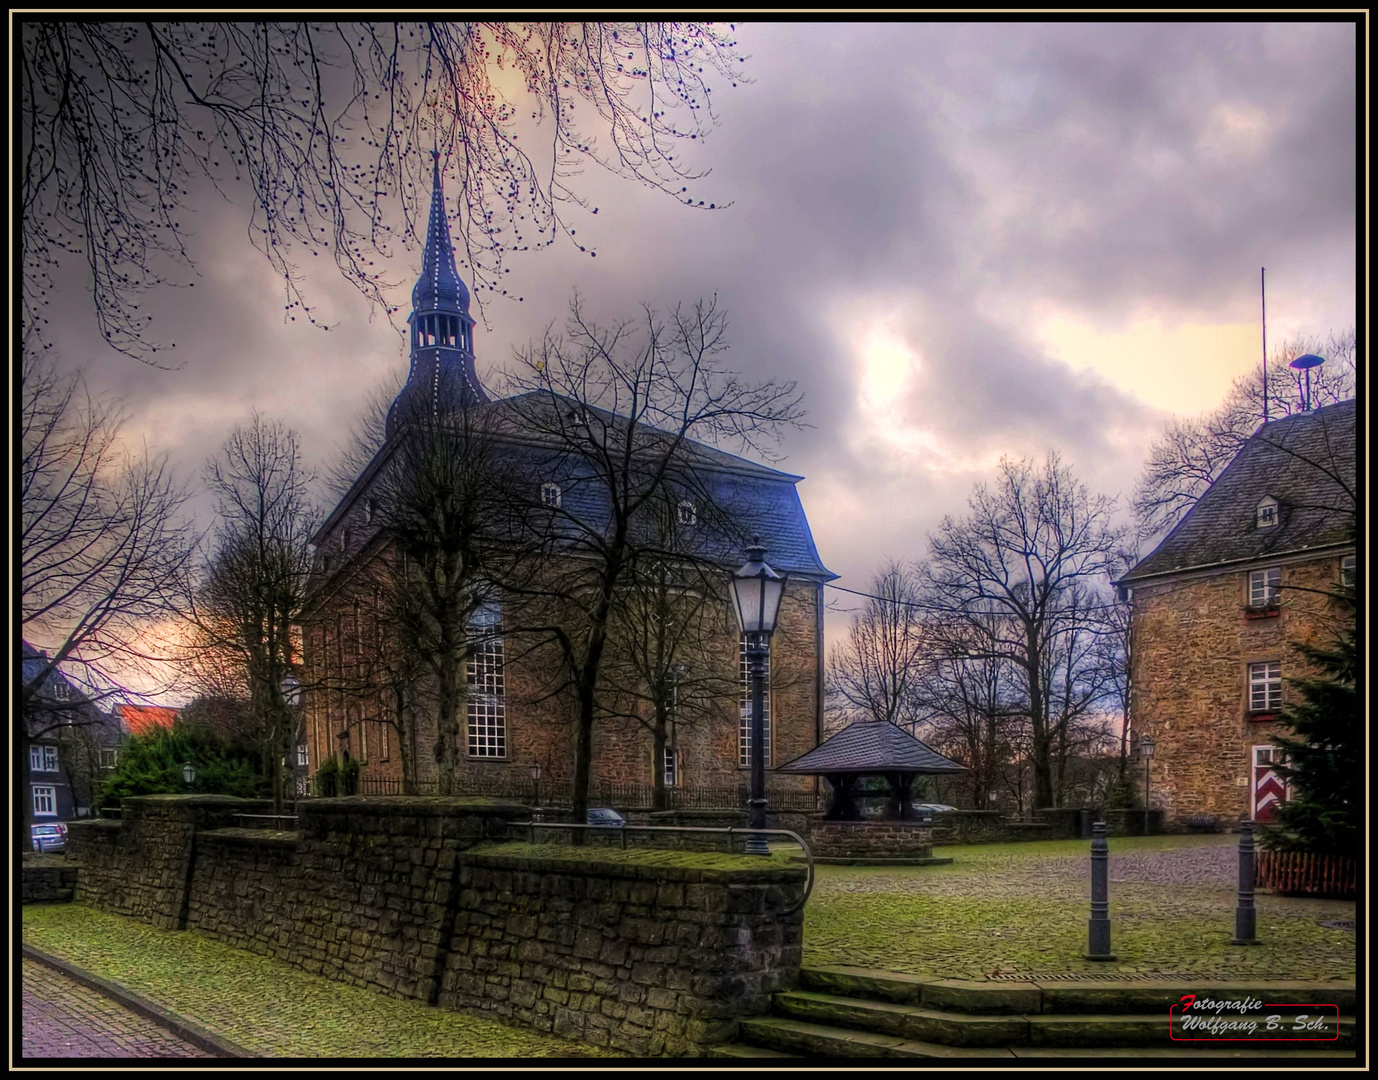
[44,21,1358,658]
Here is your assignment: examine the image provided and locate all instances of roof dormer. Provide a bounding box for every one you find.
[1256,495,1279,529]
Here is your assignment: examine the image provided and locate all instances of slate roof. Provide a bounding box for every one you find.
[318,391,835,580]
[776,721,967,774]
[1119,399,1356,585]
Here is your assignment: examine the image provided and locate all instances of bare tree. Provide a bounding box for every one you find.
[193,415,319,812]
[826,560,928,733]
[922,453,1125,811]
[499,295,806,824]
[596,497,740,811]
[20,350,196,850]
[1133,328,1355,541]
[21,21,746,361]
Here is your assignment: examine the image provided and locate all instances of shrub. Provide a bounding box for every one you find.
[314,757,339,798]
[101,724,262,806]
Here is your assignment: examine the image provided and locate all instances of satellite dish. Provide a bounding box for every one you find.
[1287,354,1325,411]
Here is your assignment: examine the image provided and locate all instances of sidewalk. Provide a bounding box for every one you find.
[22,957,215,1060]
[20,903,623,1060]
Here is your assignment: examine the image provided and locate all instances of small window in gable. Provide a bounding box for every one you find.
[677,499,697,527]
[541,482,562,508]
[1256,497,1279,529]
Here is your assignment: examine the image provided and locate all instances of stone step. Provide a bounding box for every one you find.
[773,990,1354,1049]
[737,1016,1017,1059]
[705,1042,801,1059]
[798,966,1358,1016]
[773,990,1028,1046]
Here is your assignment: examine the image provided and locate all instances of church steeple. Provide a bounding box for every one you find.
[387,150,488,435]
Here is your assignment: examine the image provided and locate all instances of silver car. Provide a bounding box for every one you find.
[31,823,67,853]
[586,808,626,828]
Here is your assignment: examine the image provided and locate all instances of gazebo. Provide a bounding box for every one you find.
[779,720,965,821]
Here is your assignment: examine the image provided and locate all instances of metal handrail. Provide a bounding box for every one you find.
[235,813,299,829]
[505,821,814,917]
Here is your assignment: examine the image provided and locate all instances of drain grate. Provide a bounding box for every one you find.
[1318,919,1355,932]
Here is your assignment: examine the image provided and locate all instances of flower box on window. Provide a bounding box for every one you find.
[1242,603,1279,619]
[1246,710,1278,722]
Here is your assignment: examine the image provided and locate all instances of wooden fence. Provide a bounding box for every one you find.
[1255,849,1357,898]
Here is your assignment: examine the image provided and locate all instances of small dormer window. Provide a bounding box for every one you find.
[677,500,697,527]
[1256,497,1279,529]
[541,482,562,508]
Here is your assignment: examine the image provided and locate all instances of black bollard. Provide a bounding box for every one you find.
[1230,818,1261,945]
[1084,820,1117,960]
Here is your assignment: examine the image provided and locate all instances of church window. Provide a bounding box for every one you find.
[467,604,505,758]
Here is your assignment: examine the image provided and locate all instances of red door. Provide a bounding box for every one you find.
[1252,745,1288,822]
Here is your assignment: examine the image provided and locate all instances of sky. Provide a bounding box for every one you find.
[38,21,1359,673]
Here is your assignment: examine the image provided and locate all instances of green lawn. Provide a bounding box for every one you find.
[22,904,623,1058]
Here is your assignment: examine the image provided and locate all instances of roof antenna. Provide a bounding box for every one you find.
[1289,353,1324,413]
[1260,267,1268,424]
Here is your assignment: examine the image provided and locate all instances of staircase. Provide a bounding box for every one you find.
[710,966,1357,1060]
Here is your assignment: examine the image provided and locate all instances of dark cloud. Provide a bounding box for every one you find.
[35,22,1356,647]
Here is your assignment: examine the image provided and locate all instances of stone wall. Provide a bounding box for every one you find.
[21,855,78,903]
[439,846,803,1055]
[1128,553,1350,825]
[805,818,934,859]
[66,794,805,1056]
[929,811,1057,846]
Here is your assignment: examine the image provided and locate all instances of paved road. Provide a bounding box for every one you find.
[21,959,215,1059]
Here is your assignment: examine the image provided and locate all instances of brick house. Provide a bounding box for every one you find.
[1115,399,1356,826]
[302,157,834,802]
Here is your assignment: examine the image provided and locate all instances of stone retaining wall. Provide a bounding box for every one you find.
[21,856,79,903]
[65,794,805,1056]
[439,847,803,1055]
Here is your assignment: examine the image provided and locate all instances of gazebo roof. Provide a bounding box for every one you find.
[776,720,967,775]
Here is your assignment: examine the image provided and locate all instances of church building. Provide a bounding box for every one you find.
[302,155,834,804]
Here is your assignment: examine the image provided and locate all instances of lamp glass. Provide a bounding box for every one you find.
[730,547,786,635]
[182,762,196,786]
[1140,735,1156,760]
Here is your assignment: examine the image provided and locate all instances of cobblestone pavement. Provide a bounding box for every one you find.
[22,959,215,1059]
[804,835,1357,982]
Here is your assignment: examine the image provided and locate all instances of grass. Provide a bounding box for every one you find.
[22,904,624,1059]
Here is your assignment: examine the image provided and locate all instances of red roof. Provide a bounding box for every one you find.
[119,704,178,737]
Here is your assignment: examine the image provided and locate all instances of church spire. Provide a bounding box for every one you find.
[387,149,487,436]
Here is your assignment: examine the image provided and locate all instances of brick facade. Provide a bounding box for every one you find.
[305,575,824,800]
[1127,551,1352,825]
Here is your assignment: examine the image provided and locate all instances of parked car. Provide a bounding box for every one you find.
[31,823,67,853]
[586,808,626,828]
[911,803,957,814]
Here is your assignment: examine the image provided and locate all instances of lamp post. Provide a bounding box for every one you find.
[729,540,787,856]
[182,762,197,790]
[669,661,689,789]
[1139,733,1155,835]
[529,761,542,809]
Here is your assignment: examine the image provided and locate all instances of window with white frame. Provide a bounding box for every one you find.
[29,745,59,772]
[467,604,506,757]
[1248,567,1282,607]
[661,745,681,787]
[297,744,309,767]
[677,500,697,527]
[1256,497,1279,529]
[738,636,771,768]
[1341,555,1356,588]
[1249,661,1282,713]
[541,482,562,508]
[32,786,57,817]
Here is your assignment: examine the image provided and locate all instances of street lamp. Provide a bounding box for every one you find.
[528,761,542,808]
[280,674,302,706]
[1139,733,1156,835]
[729,540,787,856]
[182,761,197,790]
[668,662,690,788]
[280,674,303,808]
